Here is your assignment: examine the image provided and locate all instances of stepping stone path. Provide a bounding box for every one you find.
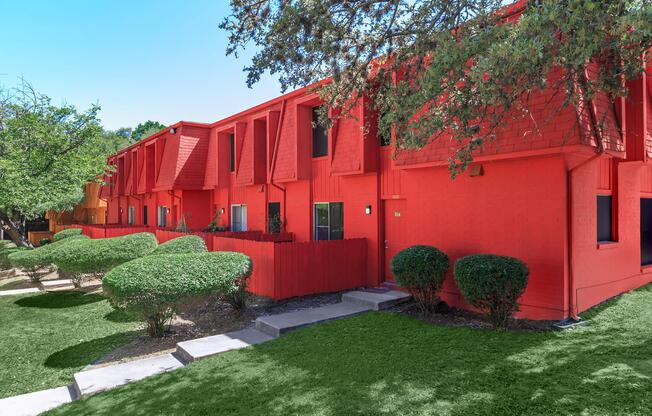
[1,288,410,415]
[0,386,74,416]
[40,279,75,291]
[73,353,184,397]
[0,287,40,297]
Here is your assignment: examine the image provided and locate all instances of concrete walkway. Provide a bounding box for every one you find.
[0,289,410,415]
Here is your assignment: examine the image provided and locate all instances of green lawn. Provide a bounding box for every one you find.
[0,291,139,398]
[44,285,652,416]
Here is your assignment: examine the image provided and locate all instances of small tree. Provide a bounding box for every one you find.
[454,254,529,328]
[390,245,449,314]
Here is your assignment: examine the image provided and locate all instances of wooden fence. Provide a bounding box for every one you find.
[67,224,367,300]
[213,237,367,299]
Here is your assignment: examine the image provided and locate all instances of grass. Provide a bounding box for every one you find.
[44,285,652,416]
[0,291,140,399]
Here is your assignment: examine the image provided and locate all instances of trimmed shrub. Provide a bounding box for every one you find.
[454,254,529,328]
[150,236,207,255]
[390,245,450,314]
[103,251,252,337]
[53,228,83,242]
[8,235,89,281]
[53,232,158,287]
[0,245,23,271]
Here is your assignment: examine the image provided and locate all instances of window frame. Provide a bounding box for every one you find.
[127,206,135,225]
[597,194,615,243]
[231,204,247,232]
[311,107,328,158]
[157,206,167,228]
[314,202,344,241]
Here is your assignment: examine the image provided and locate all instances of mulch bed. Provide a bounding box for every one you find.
[389,299,555,332]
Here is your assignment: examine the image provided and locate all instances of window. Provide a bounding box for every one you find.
[231,205,247,232]
[268,202,281,234]
[597,195,613,242]
[229,133,235,172]
[127,206,135,225]
[143,205,148,226]
[157,206,167,228]
[312,107,328,158]
[314,202,343,240]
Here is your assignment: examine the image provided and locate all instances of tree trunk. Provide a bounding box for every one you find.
[0,210,32,247]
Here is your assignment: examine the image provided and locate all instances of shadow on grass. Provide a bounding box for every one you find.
[44,331,139,369]
[44,284,652,416]
[15,291,104,309]
[104,309,139,323]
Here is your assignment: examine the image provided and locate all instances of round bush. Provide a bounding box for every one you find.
[8,235,90,281]
[390,245,450,314]
[53,228,83,242]
[53,232,158,278]
[150,235,207,255]
[103,251,252,337]
[454,254,529,328]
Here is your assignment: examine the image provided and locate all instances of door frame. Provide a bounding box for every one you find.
[382,198,407,283]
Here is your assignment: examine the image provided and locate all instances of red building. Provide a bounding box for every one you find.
[100,60,652,321]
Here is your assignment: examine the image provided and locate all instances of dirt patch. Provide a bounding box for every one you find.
[91,291,344,367]
[390,300,555,332]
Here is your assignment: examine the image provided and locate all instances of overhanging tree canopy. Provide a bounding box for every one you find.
[0,82,111,245]
[221,0,652,174]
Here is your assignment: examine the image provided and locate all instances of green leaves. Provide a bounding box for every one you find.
[0,81,109,219]
[222,0,652,176]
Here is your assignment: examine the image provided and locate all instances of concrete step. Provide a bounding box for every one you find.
[0,287,40,297]
[255,302,371,338]
[73,353,183,397]
[176,328,273,363]
[341,289,411,311]
[40,279,74,290]
[0,385,74,416]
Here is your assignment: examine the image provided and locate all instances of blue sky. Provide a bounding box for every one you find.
[0,0,282,130]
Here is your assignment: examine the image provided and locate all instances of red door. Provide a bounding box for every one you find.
[384,199,408,282]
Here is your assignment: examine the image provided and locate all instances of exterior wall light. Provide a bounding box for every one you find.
[365,205,372,215]
[169,127,177,134]
[220,208,225,214]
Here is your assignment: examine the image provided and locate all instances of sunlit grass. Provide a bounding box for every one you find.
[0,291,139,398]
[45,285,652,415]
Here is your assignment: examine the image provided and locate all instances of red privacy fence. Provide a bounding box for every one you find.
[68,225,367,300]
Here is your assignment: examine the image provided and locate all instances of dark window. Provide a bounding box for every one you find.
[641,199,652,265]
[268,202,281,234]
[143,206,148,226]
[229,133,235,172]
[597,195,613,242]
[312,107,328,158]
[314,202,344,240]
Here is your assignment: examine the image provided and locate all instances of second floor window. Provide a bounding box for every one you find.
[229,133,235,172]
[312,107,328,158]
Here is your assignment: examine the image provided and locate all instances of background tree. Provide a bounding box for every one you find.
[221,0,652,175]
[131,120,166,142]
[0,81,110,246]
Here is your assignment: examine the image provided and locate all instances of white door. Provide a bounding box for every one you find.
[231,205,247,232]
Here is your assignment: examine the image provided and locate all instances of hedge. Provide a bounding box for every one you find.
[390,245,449,314]
[149,236,208,256]
[53,228,83,242]
[0,245,23,271]
[53,233,158,284]
[8,235,89,281]
[454,254,529,328]
[103,251,252,337]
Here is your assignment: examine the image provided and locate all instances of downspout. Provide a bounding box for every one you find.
[270,99,288,231]
[567,151,602,321]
